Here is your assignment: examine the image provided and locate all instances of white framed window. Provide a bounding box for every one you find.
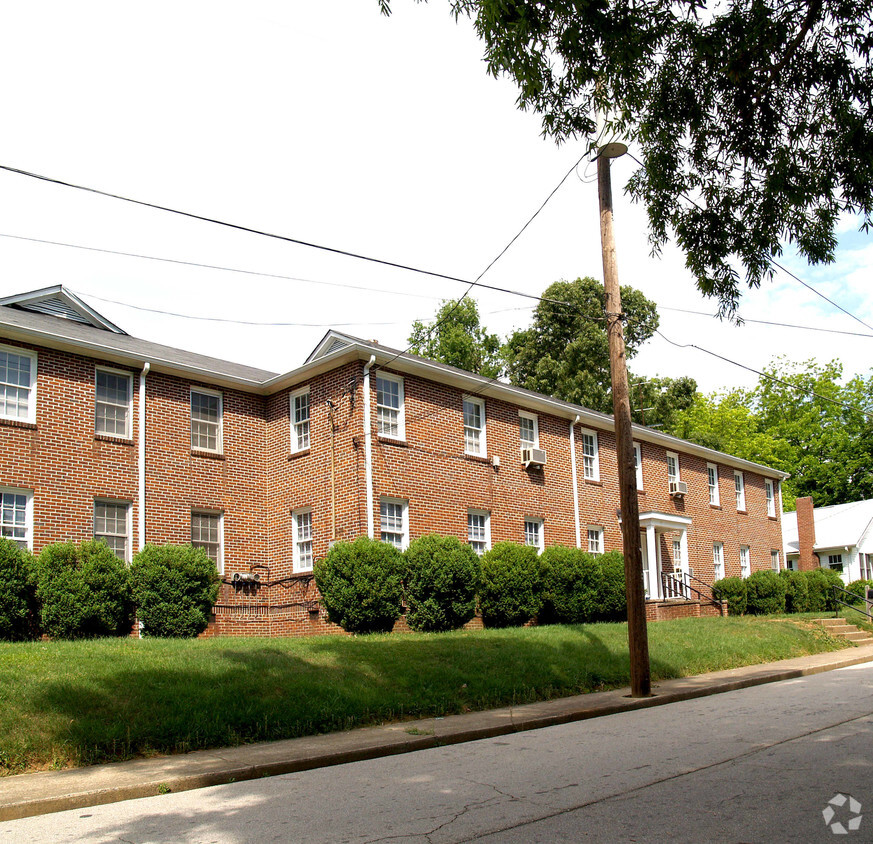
[467,509,490,555]
[666,451,680,486]
[587,526,604,555]
[519,411,539,451]
[740,545,750,578]
[713,542,724,580]
[463,396,486,455]
[765,479,775,517]
[581,430,600,481]
[860,553,873,581]
[380,497,408,550]
[826,553,843,573]
[707,463,719,506]
[191,388,223,453]
[734,471,746,511]
[672,539,682,566]
[376,374,405,439]
[524,518,544,552]
[292,508,314,572]
[290,387,311,452]
[771,550,781,572]
[634,442,643,490]
[0,344,37,423]
[95,366,132,438]
[0,487,32,550]
[192,511,223,573]
[94,500,131,562]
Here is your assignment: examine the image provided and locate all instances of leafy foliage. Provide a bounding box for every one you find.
[780,569,811,614]
[713,576,748,616]
[384,0,873,313]
[539,546,603,624]
[408,297,502,378]
[846,579,873,603]
[315,537,405,634]
[596,550,627,622]
[130,544,220,638]
[503,277,659,413]
[403,534,480,632]
[744,570,787,615]
[630,375,698,432]
[34,541,134,639]
[803,567,843,612]
[0,538,37,641]
[478,542,542,627]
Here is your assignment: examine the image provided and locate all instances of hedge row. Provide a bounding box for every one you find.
[314,535,627,634]
[0,538,220,640]
[713,568,848,616]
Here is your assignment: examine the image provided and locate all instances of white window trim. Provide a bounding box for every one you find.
[376,373,406,441]
[666,451,680,484]
[580,429,600,481]
[771,550,781,572]
[519,410,539,451]
[463,395,487,456]
[0,343,37,424]
[634,442,643,490]
[190,387,223,454]
[191,510,224,575]
[292,507,314,573]
[587,525,604,555]
[94,498,132,563]
[380,496,409,551]
[0,486,33,551]
[740,545,750,578]
[524,517,544,552]
[765,479,775,517]
[707,463,720,506]
[713,542,725,580]
[95,365,133,440]
[734,470,746,511]
[467,508,491,554]
[290,386,311,453]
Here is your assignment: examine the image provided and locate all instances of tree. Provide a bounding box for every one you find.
[503,277,658,412]
[408,297,502,377]
[629,375,698,432]
[382,0,873,315]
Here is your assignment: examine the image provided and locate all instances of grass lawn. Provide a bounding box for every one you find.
[0,616,848,776]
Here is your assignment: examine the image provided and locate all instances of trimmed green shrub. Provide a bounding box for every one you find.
[539,546,603,624]
[846,579,873,603]
[34,541,134,639]
[403,534,480,632]
[597,550,627,622]
[478,542,542,628]
[0,538,37,641]
[780,569,811,613]
[130,544,220,638]
[713,576,748,616]
[314,536,404,634]
[745,569,787,615]
[804,567,843,612]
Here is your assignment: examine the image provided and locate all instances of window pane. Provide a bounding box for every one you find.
[96,370,131,436]
[376,378,401,438]
[0,492,28,547]
[464,399,484,453]
[468,512,488,554]
[520,416,536,447]
[380,501,405,549]
[94,502,128,560]
[191,392,220,451]
[524,520,541,548]
[295,511,313,570]
[0,351,32,419]
[293,393,310,450]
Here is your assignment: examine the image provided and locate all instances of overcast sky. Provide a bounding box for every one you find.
[1,0,870,394]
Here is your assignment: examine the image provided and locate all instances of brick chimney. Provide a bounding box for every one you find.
[795,496,819,571]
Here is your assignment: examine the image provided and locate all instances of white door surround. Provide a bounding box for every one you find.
[639,511,693,600]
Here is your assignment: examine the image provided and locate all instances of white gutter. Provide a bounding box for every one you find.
[138,362,150,551]
[363,355,376,539]
[570,415,581,548]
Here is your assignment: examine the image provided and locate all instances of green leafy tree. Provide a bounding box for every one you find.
[503,277,658,412]
[382,0,873,314]
[630,375,698,432]
[408,297,502,378]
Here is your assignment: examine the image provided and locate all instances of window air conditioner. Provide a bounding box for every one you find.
[669,481,688,497]
[522,447,547,467]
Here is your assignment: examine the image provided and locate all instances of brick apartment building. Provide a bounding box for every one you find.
[0,286,788,635]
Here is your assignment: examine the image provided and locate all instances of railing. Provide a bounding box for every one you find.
[832,584,873,622]
[660,571,723,611]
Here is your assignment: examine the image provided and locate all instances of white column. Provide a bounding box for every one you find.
[646,525,658,599]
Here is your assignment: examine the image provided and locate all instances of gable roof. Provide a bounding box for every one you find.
[0,285,126,334]
[782,498,873,553]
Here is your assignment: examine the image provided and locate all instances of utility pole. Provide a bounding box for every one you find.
[597,147,651,698]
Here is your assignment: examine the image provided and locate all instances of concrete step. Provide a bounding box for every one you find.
[844,631,871,641]
[813,618,873,647]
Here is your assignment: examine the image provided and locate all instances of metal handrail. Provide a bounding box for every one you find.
[832,584,873,622]
[660,572,722,610]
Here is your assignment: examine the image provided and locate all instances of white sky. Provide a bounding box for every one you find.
[0,0,870,394]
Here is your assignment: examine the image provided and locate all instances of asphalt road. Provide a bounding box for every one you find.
[3,663,872,843]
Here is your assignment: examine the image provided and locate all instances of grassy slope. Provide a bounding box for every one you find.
[0,617,846,775]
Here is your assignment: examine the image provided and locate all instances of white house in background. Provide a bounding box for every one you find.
[783,498,873,584]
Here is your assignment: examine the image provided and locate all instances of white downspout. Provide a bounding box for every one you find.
[363,355,376,539]
[570,415,581,548]
[138,362,150,551]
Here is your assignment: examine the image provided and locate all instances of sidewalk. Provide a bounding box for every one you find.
[3,644,872,823]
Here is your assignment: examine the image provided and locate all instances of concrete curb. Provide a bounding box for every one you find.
[2,644,872,823]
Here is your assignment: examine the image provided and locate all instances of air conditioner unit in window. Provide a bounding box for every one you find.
[669,481,688,497]
[522,447,547,468]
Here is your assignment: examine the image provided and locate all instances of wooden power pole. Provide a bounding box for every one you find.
[597,149,652,698]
